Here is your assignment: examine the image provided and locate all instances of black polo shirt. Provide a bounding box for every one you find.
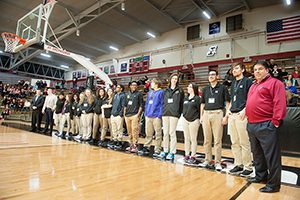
[230,76,252,113]
[124,90,144,117]
[201,82,230,110]
[183,95,201,122]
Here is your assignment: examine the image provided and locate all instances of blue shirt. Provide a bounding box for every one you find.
[145,89,164,118]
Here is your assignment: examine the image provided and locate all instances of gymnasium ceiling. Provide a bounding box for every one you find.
[0,0,284,71]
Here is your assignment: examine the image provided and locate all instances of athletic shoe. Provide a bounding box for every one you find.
[156,152,167,159]
[240,170,253,177]
[126,145,133,152]
[152,151,161,158]
[138,147,150,156]
[199,161,209,168]
[215,163,222,171]
[184,155,190,163]
[166,153,174,160]
[130,145,138,153]
[229,166,244,174]
[188,156,197,165]
[107,141,117,149]
[114,142,123,151]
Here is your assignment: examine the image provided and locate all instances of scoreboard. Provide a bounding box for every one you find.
[129,55,150,74]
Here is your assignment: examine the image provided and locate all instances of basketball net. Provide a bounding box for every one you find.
[1,32,26,53]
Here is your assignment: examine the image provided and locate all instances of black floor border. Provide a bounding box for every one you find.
[229,182,252,200]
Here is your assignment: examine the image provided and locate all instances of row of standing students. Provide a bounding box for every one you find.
[30,60,286,193]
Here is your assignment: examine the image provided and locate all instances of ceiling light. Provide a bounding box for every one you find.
[60,64,69,69]
[40,53,51,58]
[121,2,125,11]
[76,29,80,37]
[147,32,156,38]
[286,0,291,5]
[109,46,119,51]
[203,11,211,19]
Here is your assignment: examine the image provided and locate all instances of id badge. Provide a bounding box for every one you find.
[233,95,236,102]
[208,98,215,104]
[184,101,188,104]
[128,101,133,105]
[84,103,88,107]
[149,100,153,104]
[168,98,173,103]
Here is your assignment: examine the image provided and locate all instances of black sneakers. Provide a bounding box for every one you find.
[229,166,244,174]
[240,169,253,177]
[138,147,150,156]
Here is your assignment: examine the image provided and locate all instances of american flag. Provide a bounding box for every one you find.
[266,15,300,43]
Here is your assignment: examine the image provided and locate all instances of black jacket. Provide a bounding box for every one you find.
[31,95,45,111]
[70,101,79,119]
[55,98,65,114]
[162,86,184,118]
[80,98,95,114]
[94,97,105,114]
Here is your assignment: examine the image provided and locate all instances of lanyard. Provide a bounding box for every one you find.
[233,77,243,94]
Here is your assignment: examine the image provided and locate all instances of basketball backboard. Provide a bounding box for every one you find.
[14,4,44,52]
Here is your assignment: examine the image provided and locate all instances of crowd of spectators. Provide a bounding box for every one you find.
[0,80,35,119]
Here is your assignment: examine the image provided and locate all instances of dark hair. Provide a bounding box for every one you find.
[96,88,106,98]
[232,62,245,71]
[209,70,218,75]
[118,84,125,92]
[189,83,199,96]
[168,73,179,87]
[254,61,269,69]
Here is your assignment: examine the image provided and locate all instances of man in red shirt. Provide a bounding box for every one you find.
[246,61,286,193]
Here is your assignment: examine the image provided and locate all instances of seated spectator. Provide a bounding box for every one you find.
[22,99,31,113]
[285,81,298,107]
[285,74,299,87]
[292,66,299,79]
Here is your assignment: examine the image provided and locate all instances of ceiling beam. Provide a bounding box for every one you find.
[113,8,160,34]
[64,37,109,54]
[95,20,141,42]
[241,0,251,11]
[143,0,183,28]
[219,5,244,17]
[191,0,217,17]
[161,0,173,10]
[178,7,197,22]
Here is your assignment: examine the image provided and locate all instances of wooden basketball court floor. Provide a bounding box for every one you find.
[0,123,299,200]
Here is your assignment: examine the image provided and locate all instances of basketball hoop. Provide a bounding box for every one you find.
[1,32,26,53]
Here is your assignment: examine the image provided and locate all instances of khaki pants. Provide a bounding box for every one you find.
[183,118,200,157]
[144,117,162,153]
[202,110,223,164]
[111,115,124,141]
[162,116,179,154]
[71,116,80,135]
[92,114,103,139]
[101,117,111,141]
[228,112,252,170]
[59,113,70,134]
[81,113,93,139]
[125,114,140,145]
[54,113,62,132]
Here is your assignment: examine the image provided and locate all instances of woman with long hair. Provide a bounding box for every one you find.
[98,88,114,147]
[58,94,72,138]
[70,93,80,137]
[81,89,95,141]
[73,92,85,141]
[182,83,201,164]
[89,88,107,145]
[158,73,184,160]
